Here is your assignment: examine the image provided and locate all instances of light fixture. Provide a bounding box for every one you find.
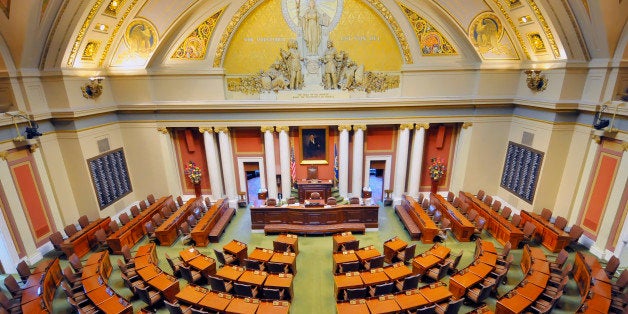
[524,70,548,92]
[5,110,42,142]
[81,77,104,99]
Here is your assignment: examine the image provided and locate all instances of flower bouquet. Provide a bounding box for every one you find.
[185,161,202,184]
[429,157,446,181]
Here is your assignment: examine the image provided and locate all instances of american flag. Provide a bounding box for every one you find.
[334,143,338,185]
[290,144,296,183]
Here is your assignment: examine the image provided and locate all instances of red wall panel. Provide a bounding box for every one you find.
[366,126,395,151]
[420,125,457,191]
[174,129,211,195]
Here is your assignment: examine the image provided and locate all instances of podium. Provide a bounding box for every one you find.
[296,179,333,203]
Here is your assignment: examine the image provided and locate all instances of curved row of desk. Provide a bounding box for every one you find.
[448,239,497,299]
[134,243,181,302]
[175,284,291,313]
[336,282,453,313]
[573,252,613,313]
[81,251,133,314]
[20,258,62,313]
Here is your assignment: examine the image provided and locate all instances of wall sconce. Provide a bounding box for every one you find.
[524,70,548,92]
[81,77,104,99]
[5,110,42,142]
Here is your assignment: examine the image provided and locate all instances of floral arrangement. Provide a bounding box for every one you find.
[185,161,202,184]
[429,157,446,181]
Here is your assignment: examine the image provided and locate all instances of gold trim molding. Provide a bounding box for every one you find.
[67,0,106,66]
[0,151,7,161]
[622,143,628,152]
[275,126,290,132]
[491,0,530,59]
[157,127,169,134]
[29,144,40,153]
[353,125,367,131]
[591,134,601,144]
[172,8,225,60]
[462,122,473,129]
[260,126,275,133]
[399,123,414,130]
[214,127,229,133]
[199,127,213,133]
[416,123,429,130]
[338,125,352,132]
[99,0,140,67]
[526,0,560,58]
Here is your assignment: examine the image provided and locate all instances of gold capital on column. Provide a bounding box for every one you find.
[0,151,7,161]
[591,134,601,144]
[353,125,367,131]
[261,126,275,133]
[399,123,414,130]
[622,143,628,151]
[29,144,39,153]
[416,123,429,130]
[214,127,229,133]
[338,125,352,132]
[462,122,473,129]
[276,126,289,132]
[199,127,213,133]
[157,127,169,134]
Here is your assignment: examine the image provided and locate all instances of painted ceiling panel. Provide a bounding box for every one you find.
[434,0,490,30]
[137,0,196,35]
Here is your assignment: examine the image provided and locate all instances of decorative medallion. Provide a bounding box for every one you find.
[124,18,159,55]
[468,12,504,53]
[398,3,456,56]
[172,9,225,60]
[527,32,546,53]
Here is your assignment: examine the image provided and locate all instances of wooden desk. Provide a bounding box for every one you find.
[191,199,229,246]
[155,197,198,246]
[296,179,333,203]
[224,239,248,263]
[250,203,379,229]
[198,291,232,312]
[275,234,299,254]
[432,193,474,242]
[496,293,532,314]
[248,247,274,262]
[176,284,208,305]
[334,273,363,298]
[383,237,407,264]
[270,252,297,274]
[461,191,524,248]
[355,246,380,262]
[400,195,440,243]
[148,272,179,302]
[419,284,453,304]
[333,233,357,252]
[134,243,158,269]
[264,274,294,299]
[179,246,200,263]
[412,243,451,275]
[61,217,111,257]
[107,196,170,254]
[366,296,401,313]
[225,297,259,314]
[449,271,483,299]
[216,265,245,281]
[383,263,412,281]
[257,301,290,314]
[573,251,612,313]
[336,300,370,314]
[394,290,429,310]
[239,270,267,286]
[333,251,358,273]
[360,269,389,286]
[520,210,571,253]
[179,247,216,277]
[20,258,62,314]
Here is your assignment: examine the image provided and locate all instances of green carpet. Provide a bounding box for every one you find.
[11,202,602,313]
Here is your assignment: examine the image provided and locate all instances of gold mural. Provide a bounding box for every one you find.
[398,3,457,56]
[469,12,504,53]
[172,9,225,60]
[124,18,158,55]
[81,41,100,61]
[99,0,139,66]
[67,0,105,66]
[526,0,560,58]
[527,32,546,53]
[491,0,528,59]
[104,0,125,16]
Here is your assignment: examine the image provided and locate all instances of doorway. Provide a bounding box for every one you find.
[244,162,260,204]
[364,155,392,204]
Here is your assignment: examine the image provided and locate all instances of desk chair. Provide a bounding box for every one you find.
[395,274,420,292]
[64,224,79,237]
[343,287,367,301]
[369,282,394,297]
[611,269,628,296]
[49,231,65,253]
[549,249,568,271]
[273,240,292,253]
[451,197,461,208]
[529,290,563,314]
[136,285,163,310]
[176,196,184,207]
[208,275,233,293]
[491,200,501,212]
[445,250,463,275]
[363,255,384,270]
[338,261,360,274]
[554,216,568,231]
[92,229,110,252]
[161,207,172,219]
[117,258,138,280]
[178,222,193,246]
[60,280,87,303]
[605,256,620,279]
[119,212,131,226]
[108,220,120,235]
[139,200,148,210]
[540,208,553,221]
[498,242,512,262]
[466,209,478,222]
[413,304,436,314]
[340,240,359,252]
[501,206,512,220]
[144,221,158,243]
[421,199,429,210]
[186,215,198,228]
[121,245,135,267]
[549,264,572,285]
[511,214,523,229]
[78,215,90,229]
[68,253,84,275]
[165,253,183,277]
[16,261,31,283]
[192,207,202,220]
[262,287,285,300]
[435,298,463,314]
[233,282,258,298]
[3,276,22,299]
[471,218,487,241]
[482,195,493,206]
[519,222,537,248]
[459,202,470,216]
[164,300,192,314]
[67,296,98,314]
[214,249,237,266]
[205,196,213,209]
[545,276,568,298]
[566,225,584,251]
[476,189,485,200]
[121,272,146,293]
[466,282,495,304]
[180,265,202,284]
[396,244,416,264]
[446,191,455,202]
[151,213,164,227]
[492,253,513,284]
[426,261,450,282]
[435,218,451,242]
[244,258,265,271]
[190,307,210,314]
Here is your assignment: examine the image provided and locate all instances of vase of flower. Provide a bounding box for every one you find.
[185,161,202,198]
[428,157,446,194]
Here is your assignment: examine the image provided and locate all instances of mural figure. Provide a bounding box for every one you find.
[321,40,338,89]
[280,40,303,90]
[300,0,329,55]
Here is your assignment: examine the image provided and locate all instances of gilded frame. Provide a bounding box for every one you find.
[299,127,328,165]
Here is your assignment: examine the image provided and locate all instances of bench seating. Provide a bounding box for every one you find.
[264,223,366,235]
[191,199,236,246]
[208,207,235,243]
[394,205,421,240]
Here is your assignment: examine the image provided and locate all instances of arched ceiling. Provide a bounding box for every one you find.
[0,0,625,75]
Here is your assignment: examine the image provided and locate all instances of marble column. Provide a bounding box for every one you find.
[393,124,413,204]
[277,126,292,201]
[200,127,224,200]
[407,123,429,198]
[449,122,471,194]
[262,126,278,199]
[157,127,183,197]
[216,127,238,207]
[352,125,366,197]
[338,125,351,198]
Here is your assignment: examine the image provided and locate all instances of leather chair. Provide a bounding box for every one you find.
[340,240,359,252]
[49,231,65,252]
[267,261,290,274]
[164,300,192,314]
[3,276,22,299]
[262,287,285,300]
[501,206,512,220]
[136,285,162,310]
[363,255,384,271]
[165,253,183,277]
[108,220,120,234]
[338,261,360,273]
[343,287,367,301]
[69,253,83,275]
[245,258,264,271]
[208,275,233,293]
[554,216,568,231]
[415,304,436,314]
[369,282,393,297]
[144,221,157,243]
[117,258,137,279]
[214,249,237,266]
[146,194,156,204]
[233,282,258,298]
[395,274,420,292]
[119,212,131,226]
[64,224,79,237]
[180,264,202,284]
[16,260,31,283]
[519,221,537,248]
[396,244,416,264]
[540,208,553,221]
[78,215,90,229]
[273,241,292,253]
[62,266,82,289]
[177,196,184,207]
[466,282,495,304]
[435,297,464,314]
